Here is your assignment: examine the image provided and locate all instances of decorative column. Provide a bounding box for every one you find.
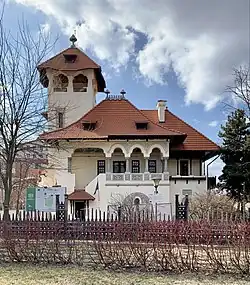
[163,157,168,172]
[144,157,149,172]
[105,157,112,181]
[68,75,73,92]
[106,157,111,173]
[125,157,130,173]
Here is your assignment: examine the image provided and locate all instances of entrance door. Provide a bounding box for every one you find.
[75,201,88,220]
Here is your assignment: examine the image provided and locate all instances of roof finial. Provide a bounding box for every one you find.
[69,31,77,47]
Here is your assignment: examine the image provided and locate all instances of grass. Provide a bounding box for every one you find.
[0,264,249,285]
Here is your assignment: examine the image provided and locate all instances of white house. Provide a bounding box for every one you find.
[38,35,219,218]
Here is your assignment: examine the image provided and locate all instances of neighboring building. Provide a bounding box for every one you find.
[0,140,48,211]
[38,35,219,218]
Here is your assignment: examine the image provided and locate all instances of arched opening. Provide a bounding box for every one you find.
[148,148,163,173]
[73,74,88,92]
[112,148,126,173]
[53,74,68,92]
[130,147,144,173]
[134,197,140,206]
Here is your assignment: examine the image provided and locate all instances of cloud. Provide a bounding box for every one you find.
[40,23,50,37]
[208,120,218,127]
[12,0,249,109]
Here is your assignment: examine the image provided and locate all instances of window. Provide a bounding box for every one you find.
[53,74,68,92]
[113,161,126,173]
[97,160,105,175]
[58,112,64,128]
[73,74,88,92]
[63,54,77,63]
[132,160,140,173]
[148,160,156,173]
[82,121,96,130]
[135,122,148,130]
[180,160,189,176]
[134,197,140,205]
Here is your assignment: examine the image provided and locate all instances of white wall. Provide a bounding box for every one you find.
[47,69,97,130]
[86,174,170,213]
[170,179,206,207]
[72,152,105,188]
[168,159,177,175]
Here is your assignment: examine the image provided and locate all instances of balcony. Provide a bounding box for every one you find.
[106,172,169,184]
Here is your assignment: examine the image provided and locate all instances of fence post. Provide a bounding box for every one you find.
[184,195,189,221]
[175,194,179,220]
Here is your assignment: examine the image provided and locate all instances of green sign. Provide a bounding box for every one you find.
[26,187,36,211]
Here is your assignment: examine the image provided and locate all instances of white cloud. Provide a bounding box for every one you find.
[12,0,249,109]
[40,23,50,37]
[208,120,218,127]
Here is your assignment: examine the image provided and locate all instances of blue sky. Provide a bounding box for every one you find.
[5,0,250,176]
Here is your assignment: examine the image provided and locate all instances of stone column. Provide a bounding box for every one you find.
[106,157,111,173]
[125,157,130,172]
[68,75,73,92]
[145,157,149,172]
[163,157,168,172]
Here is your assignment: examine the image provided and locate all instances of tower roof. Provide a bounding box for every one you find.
[37,47,101,71]
[37,38,106,92]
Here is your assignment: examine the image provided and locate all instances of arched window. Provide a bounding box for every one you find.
[73,74,88,92]
[53,74,68,92]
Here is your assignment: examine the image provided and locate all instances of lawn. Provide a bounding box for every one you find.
[0,264,249,285]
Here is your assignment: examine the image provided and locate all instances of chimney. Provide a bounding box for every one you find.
[157,100,167,123]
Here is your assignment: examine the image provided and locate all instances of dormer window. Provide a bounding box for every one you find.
[82,121,96,131]
[135,121,148,130]
[73,74,88,92]
[53,74,68,92]
[63,54,77,63]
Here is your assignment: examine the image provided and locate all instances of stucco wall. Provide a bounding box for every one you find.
[72,152,105,188]
[47,69,96,130]
[169,179,206,207]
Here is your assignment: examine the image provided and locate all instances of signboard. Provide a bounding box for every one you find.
[25,187,66,212]
[26,187,36,211]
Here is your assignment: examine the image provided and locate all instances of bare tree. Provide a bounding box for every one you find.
[224,66,250,117]
[108,193,152,220]
[0,9,55,220]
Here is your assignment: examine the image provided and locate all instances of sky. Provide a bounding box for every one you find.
[4,0,250,177]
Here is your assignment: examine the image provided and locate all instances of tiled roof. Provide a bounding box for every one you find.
[40,99,185,140]
[37,47,100,71]
[142,110,219,151]
[68,190,95,201]
[40,98,219,151]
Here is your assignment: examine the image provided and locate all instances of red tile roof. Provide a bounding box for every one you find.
[142,110,219,151]
[68,190,95,201]
[37,47,100,71]
[40,99,219,152]
[40,99,185,140]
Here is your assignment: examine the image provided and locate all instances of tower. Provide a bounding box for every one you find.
[38,35,106,131]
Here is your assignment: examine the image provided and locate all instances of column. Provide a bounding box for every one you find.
[145,157,149,172]
[163,157,168,172]
[125,157,130,172]
[106,157,111,173]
